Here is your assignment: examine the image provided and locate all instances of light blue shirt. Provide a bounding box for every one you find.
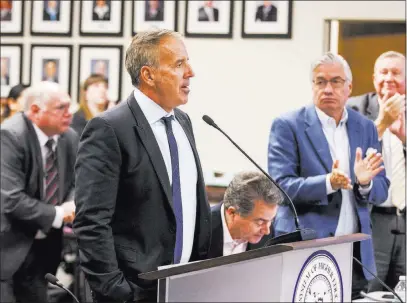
[315,107,371,236]
[133,88,197,263]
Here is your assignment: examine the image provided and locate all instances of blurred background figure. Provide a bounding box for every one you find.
[71,74,109,136]
[145,0,164,21]
[198,0,219,22]
[0,83,29,123]
[43,0,60,21]
[0,81,78,303]
[0,0,12,21]
[92,0,110,21]
[255,0,278,22]
[1,57,10,85]
[42,59,59,83]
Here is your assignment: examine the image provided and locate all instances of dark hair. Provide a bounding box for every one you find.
[8,83,29,100]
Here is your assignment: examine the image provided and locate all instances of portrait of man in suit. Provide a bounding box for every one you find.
[1,57,10,86]
[92,0,111,21]
[73,29,211,303]
[207,171,283,259]
[198,0,219,22]
[42,59,59,83]
[43,0,60,22]
[145,0,164,21]
[90,59,109,79]
[0,81,78,303]
[255,0,278,22]
[0,0,12,21]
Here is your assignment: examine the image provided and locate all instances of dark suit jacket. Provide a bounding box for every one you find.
[0,113,78,280]
[207,202,272,259]
[70,109,88,137]
[198,7,219,22]
[73,93,211,302]
[144,7,164,21]
[43,9,60,21]
[255,5,278,22]
[92,10,110,21]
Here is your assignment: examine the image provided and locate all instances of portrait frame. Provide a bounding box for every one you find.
[185,0,234,38]
[30,45,73,95]
[31,0,73,36]
[1,44,23,97]
[132,0,178,35]
[242,0,293,39]
[1,0,24,36]
[79,0,124,36]
[78,45,123,104]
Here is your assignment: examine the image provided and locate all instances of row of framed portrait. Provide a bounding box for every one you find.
[1,44,123,103]
[1,0,293,39]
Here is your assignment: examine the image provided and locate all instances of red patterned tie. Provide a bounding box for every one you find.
[45,139,59,205]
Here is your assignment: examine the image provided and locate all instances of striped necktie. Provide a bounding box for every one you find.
[45,138,59,205]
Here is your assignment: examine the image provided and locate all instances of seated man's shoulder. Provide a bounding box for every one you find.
[1,113,27,137]
[347,92,377,110]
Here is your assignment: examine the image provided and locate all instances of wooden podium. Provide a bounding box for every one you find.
[139,233,370,302]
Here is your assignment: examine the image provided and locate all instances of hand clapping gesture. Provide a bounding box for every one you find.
[354,147,384,186]
[329,160,352,190]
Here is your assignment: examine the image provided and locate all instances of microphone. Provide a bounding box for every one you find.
[352,257,403,302]
[45,273,80,303]
[202,115,316,246]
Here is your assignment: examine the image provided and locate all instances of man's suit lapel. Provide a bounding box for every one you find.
[304,106,333,172]
[57,135,66,203]
[23,114,45,199]
[127,95,174,212]
[346,109,362,183]
[365,94,380,121]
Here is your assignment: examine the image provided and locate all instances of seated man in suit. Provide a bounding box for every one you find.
[268,52,390,300]
[198,1,219,22]
[255,1,278,22]
[1,81,78,303]
[208,171,284,258]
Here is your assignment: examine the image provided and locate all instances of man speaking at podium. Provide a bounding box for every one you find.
[73,29,211,303]
[208,171,283,258]
[268,53,390,299]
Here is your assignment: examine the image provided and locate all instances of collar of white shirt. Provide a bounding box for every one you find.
[315,106,348,128]
[32,122,59,150]
[220,204,248,247]
[94,5,109,18]
[133,87,174,125]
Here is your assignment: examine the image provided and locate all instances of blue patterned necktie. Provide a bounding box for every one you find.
[162,116,183,264]
[45,138,59,205]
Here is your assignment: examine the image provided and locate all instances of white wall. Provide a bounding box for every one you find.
[1,0,405,179]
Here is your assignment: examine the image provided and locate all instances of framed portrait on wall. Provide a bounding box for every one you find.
[242,0,293,38]
[1,44,23,97]
[78,45,122,103]
[132,0,178,35]
[30,45,73,95]
[0,0,24,36]
[185,0,234,38]
[31,0,73,36]
[80,0,124,36]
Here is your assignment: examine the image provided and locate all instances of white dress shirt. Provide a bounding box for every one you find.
[134,88,197,264]
[315,107,371,236]
[220,204,248,256]
[32,123,64,239]
[94,5,109,19]
[203,6,215,21]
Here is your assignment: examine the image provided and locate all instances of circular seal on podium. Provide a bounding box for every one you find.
[293,250,343,302]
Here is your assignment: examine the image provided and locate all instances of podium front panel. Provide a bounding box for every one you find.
[280,242,353,302]
[161,254,283,302]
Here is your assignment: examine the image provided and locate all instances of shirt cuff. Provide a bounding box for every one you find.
[358,181,373,195]
[52,206,64,229]
[326,174,336,195]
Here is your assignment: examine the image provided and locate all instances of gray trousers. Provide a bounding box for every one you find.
[368,206,406,291]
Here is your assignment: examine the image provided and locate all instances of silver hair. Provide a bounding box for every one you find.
[374,51,405,71]
[223,171,283,217]
[22,81,62,112]
[125,28,182,87]
[310,52,353,82]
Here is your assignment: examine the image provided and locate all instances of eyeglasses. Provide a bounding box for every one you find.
[313,77,347,89]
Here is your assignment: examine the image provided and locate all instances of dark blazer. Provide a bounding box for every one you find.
[70,109,88,137]
[255,5,278,22]
[268,105,390,280]
[198,7,219,22]
[43,9,60,21]
[0,113,78,280]
[92,9,110,21]
[73,93,211,302]
[207,202,272,259]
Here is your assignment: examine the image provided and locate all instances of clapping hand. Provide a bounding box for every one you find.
[354,147,384,186]
[329,160,352,190]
